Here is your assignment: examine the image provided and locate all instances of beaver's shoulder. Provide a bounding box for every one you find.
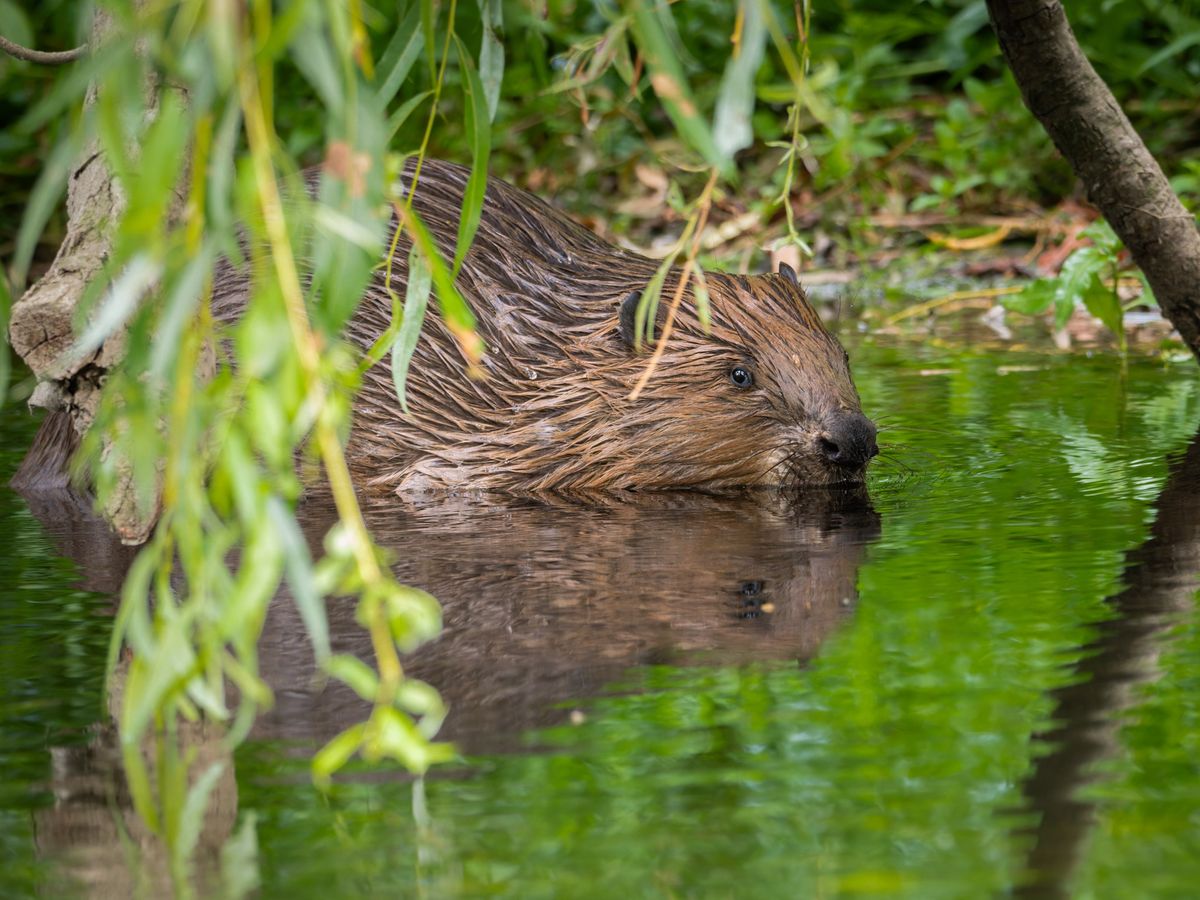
[407,160,658,303]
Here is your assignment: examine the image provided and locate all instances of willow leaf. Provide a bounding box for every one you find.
[627,1,726,171]
[713,0,766,159]
[391,245,432,413]
[376,4,424,106]
[452,35,492,278]
[477,0,505,121]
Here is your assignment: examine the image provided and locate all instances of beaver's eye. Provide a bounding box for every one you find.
[729,366,754,389]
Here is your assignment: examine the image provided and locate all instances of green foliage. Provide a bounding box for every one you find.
[626,1,726,172]
[224,347,1200,897]
[390,246,432,414]
[4,0,1199,886]
[5,2,519,878]
[1003,222,1135,351]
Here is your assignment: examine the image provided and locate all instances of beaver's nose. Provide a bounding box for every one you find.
[818,411,879,470]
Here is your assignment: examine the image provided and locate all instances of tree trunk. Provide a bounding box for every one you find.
[8,8,125,428]
[7,5,187,543]
[986,0,1200,361]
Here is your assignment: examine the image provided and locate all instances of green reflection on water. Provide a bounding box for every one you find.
[3,342,1200,897]
[0,410,111,899]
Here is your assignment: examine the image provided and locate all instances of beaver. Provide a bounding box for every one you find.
[214,159,877,495]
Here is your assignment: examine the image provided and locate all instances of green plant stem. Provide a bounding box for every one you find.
[629,168,718,400]
[408,0,459,202]
[234,27,403,706]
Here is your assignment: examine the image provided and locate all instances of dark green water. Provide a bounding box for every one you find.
[3,339,1200,898]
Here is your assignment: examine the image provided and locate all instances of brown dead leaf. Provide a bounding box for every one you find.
[634,163,668,192]
[1036,225,1088,273]
[616,164,669,218]
[323,141,371,198]
[700,210,760,250]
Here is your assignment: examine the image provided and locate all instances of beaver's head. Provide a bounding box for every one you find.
[609,264,877,492]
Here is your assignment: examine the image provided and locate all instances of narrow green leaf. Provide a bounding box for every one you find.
[130,92,190,221]
[376,4,424,106]
[0,0,34,49]
[313,722,367,787]
[367,707,454,773]
[402,205,482,363]
[636,253,678,348]
[123,625,198,744]
[220,812,261,900]
[1138,30,1200,74]
[1136,271,1158,309]
[208,101,244,265]
[477,0,505,121]
[18,39,126,133]
[383,583,442,650]
[175,762,226,872]
[184,674,230,720]
[225,518,283,638]
[222,429,260,526]
[268,497,330,663]
[12,130,82,292]
[292,23,344,110]
[324,654,380,702]
[391,246,432,414]
[713,0,766,160]
[107,544,158,696]
[626,0,726,172]
[73,254,162,361]
[420,0,437,79]
[387,89,433,141]
[395,679,448,738]
[313,205,382,250]
[122,742,160,833]
[150,246,213,383]
[452,35,492,278]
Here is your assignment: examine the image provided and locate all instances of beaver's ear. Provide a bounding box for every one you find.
[617,290,642,349]
[778,262,799,287]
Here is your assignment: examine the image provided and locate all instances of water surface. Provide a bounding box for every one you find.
[2,338,1199,897]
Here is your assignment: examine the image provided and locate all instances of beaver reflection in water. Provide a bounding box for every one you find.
[216,159,879,494]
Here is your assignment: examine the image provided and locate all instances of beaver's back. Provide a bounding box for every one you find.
[213,158,875,495]
[347,160,660,357]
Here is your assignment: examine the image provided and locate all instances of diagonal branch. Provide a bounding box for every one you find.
[987,0,1200,362]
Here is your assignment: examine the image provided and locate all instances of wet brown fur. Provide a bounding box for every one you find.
[214,160,867,494]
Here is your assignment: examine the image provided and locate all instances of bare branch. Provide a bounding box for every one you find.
[0,34,87,65]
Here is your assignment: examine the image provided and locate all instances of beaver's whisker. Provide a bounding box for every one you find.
[878,443,950,467]
[873,453,917,477]
[878,452,923,476]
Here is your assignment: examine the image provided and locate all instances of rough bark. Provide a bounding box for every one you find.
[8,5,187,543]
[8,20,124,401]
[987,0,1200,361]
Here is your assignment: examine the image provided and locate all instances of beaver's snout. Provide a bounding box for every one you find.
[818,411,879,473]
